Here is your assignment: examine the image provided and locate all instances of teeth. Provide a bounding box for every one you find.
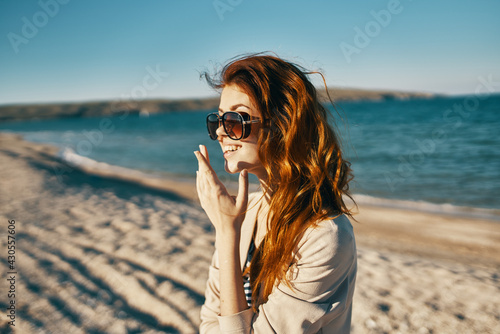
[224,145,241,153]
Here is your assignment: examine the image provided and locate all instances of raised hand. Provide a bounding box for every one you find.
[194,145,249,233]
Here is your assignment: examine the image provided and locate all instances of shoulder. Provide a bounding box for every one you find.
[267,214,357,316]
[296,215,356,264]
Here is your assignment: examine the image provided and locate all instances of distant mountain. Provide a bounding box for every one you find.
[0,88,436,122]
[319,87,436,102]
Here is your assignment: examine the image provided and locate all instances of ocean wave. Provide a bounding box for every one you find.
[352,194,500,221]
[56,147,187,195]
[58,147,150,177]
[57,147,500,220]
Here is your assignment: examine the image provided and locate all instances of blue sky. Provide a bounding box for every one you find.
[0,0,499,104]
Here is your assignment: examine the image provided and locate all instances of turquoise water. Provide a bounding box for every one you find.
[1,94,499,211]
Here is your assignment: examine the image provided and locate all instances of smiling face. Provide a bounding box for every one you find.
[217,84,267,180]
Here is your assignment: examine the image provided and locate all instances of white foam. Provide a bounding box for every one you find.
[57,147,165,183]
[57,148,500,221]
[352,193,500,221]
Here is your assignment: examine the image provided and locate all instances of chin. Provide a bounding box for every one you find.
[224,160,241,174]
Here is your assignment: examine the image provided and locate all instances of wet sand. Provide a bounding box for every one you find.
[0,132,499,333]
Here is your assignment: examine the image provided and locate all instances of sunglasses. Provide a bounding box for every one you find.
[206,111,263,140]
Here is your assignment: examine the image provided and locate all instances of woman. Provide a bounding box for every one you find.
[194,54,357,333]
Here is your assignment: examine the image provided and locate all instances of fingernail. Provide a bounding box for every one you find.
[199,144,203,151]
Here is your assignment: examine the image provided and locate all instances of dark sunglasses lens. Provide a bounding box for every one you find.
[206,114,219,140]
[224,113,243,140]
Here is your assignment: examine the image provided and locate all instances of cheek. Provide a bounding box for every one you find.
[244,143,260,161]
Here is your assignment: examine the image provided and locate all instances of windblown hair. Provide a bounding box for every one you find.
[202,53,355,310]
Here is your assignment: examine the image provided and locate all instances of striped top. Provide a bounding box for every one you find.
[242,239,255,307]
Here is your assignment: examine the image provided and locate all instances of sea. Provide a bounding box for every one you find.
[1,94,499,220]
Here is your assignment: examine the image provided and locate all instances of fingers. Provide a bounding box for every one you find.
[195,170,202,198]
[194,148,212,173]
[194,147,219,189]
[199,145,210,163]
[236,169,249,210]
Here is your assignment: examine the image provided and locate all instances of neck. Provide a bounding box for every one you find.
[257,178,272,202]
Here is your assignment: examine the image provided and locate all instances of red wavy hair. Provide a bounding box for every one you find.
[203,53,355,310]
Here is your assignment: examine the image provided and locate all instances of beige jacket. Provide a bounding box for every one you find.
[200,192,357,334]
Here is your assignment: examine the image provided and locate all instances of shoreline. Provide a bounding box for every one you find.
[58,142,500,221]
[5,131,498,220]
[1,132,499,333]
[2,131,499,267]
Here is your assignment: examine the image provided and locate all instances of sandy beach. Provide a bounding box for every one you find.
[0,132,499,334]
